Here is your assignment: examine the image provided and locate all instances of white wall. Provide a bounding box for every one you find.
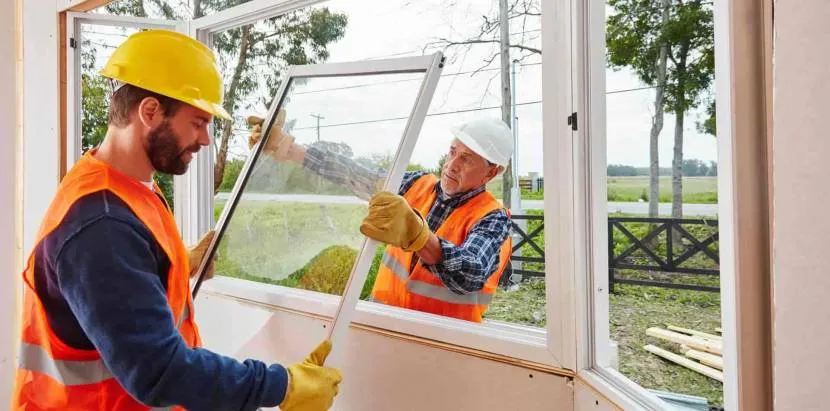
[195,291,574,410]
[0,0,20,405]
[22,0,59,254]
[0,0,60,404]
[773,1,830,409]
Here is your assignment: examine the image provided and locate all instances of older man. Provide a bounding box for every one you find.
[249,114,514,323]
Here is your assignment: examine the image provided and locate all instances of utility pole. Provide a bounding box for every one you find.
[310,113,324,142]
[499,0,513,209]
[510,59,521,213]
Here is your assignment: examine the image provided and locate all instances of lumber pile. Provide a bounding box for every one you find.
[643,324,723,382]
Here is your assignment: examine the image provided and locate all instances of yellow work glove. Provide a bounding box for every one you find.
[280,340,343,411]
[360,192,431,252]
[247,109,295,162]
[188,230,215,280]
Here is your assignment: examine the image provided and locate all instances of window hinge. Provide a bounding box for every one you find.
[69,37,77,49]
[567,112,578,131]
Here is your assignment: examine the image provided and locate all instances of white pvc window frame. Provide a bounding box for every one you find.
[186,0,571,370]
[568,0,740,409]
[65,12,195,233]
[189,51,447,323]
[65,12,187,169]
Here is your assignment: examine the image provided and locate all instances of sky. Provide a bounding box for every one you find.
[88,0,718,176]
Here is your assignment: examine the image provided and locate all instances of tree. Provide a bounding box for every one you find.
[607,0,669,217]
[201,3,348,193]
[426,0,541,209]
[699,99,716,136]
[681,158,708,176]
[607,164,638,177]
[607,0,714,218]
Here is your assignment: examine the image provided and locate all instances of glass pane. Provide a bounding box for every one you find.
[208,0,544,328]
[212,72,426,298]
[603,0,721,407]
[80,24,175,206]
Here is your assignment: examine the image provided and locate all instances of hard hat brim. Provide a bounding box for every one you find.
[450,127,508,167]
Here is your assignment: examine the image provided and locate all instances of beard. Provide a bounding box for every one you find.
[147,120,200,175]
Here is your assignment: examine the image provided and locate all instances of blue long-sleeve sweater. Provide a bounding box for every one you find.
[33,189,288,410]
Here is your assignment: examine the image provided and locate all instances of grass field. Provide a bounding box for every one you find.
[606,176,718,203]
[494,176,719,204]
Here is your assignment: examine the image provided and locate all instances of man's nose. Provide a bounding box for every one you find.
[447,157,461,172]
[197,130,211,147]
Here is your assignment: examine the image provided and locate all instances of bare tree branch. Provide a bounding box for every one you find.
[433,38,542,55]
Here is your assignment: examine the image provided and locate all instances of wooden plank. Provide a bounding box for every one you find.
[59,0,113,12]
[684,348,724,370]
[667,324,723,341]
[646,327,722,355]
[644,344,724,382]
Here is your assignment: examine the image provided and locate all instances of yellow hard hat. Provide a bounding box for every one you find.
[100,29,231,120]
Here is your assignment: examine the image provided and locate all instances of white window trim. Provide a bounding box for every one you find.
[183,0,571,371]
[568,0,741,409]
[65,12,192,235]
[65,13,185,172]
[199,277,560,367]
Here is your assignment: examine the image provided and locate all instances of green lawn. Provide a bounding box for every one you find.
[501,176,719,203]
[606,176,717,203]
[212,200,367,285]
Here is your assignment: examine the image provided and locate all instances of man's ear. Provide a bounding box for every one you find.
[489,165,504,179]
[137,97,164,129]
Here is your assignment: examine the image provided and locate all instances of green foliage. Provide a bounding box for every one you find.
[218,159,245,192]
[607,164,640,177]
[681,158,715,177]
[295,245,358,295]
[212,201,366,283]
[699,99,716,136]
[154,173,174,209]
[80,73,110,152]
[362,246,385,300]
[607,0,714,115]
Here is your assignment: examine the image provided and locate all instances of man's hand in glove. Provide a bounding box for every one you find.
[247,109,303,163]
[188,230,215,280]
[280,340,343,411]
[360,192,431,252]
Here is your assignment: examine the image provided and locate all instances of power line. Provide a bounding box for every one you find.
[285,100,542,131]
[229,83,666,132]
[291,62,542,95]
[606,84,663,94]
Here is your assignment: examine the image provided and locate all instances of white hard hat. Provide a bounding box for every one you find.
[450,118,514,167]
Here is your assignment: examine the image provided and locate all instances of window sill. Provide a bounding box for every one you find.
[199,275,566,371]
[577,368,671,411]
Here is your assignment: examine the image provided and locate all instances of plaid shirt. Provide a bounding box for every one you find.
[304,145,511,294]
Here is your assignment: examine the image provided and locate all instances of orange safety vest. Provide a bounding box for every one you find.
[12,151,200,410]
[370,174,512,323]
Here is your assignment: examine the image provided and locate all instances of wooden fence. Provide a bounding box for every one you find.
[505,214,720,292]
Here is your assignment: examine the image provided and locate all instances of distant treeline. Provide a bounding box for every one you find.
[608,159,717,177]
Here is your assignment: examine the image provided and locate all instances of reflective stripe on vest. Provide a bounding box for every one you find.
[18,342,112,386]
[381,252,493,306]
